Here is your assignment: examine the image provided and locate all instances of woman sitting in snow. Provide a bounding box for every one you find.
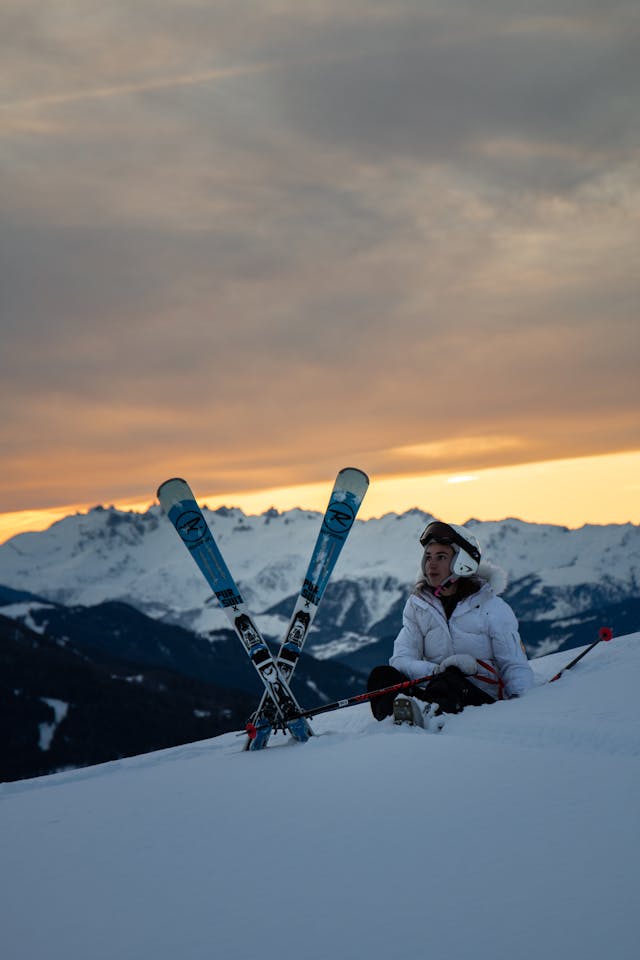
[368,521,534,726]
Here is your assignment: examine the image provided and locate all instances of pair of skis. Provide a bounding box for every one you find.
[157,468,369,750]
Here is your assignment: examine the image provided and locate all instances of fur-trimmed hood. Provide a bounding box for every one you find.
[415,559,509,599]
[476,561,509,596]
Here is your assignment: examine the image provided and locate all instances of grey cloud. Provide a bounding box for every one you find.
[266,22,638,174]
[1,1,639,512]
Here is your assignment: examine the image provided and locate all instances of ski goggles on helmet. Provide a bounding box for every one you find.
[419,521,481,577]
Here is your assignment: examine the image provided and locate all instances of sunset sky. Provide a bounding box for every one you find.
[2,1,639,543]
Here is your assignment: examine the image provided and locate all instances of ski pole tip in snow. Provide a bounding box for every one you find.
[599,626,614,642]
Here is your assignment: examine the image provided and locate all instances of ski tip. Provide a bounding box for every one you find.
[339,466,370,484]
[156,477,189,502]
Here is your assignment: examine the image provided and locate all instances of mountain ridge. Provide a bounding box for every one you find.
[1,503,637,662]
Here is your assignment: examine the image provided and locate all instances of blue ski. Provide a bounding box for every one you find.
[157,478,312,744]
[246,467,369,749]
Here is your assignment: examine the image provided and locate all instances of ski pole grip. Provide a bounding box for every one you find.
[599,627,613,642]
[245,723,258,741]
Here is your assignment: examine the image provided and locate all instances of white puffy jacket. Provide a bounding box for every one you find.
[389,566,534,699]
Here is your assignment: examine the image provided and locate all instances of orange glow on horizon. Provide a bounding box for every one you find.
[1,450,639,545]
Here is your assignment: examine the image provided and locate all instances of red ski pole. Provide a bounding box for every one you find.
[549,626,613,683]
[246,670,436,739]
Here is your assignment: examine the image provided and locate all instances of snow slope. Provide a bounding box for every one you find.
[2,634,639,960]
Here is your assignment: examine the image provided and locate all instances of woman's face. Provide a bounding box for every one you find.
[423,542,455,587]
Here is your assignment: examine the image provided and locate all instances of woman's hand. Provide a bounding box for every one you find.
[435,654,478,675]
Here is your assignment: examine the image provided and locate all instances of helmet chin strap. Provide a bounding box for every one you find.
[434,573,459,598]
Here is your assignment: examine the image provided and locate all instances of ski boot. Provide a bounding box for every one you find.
[392,695,425,727]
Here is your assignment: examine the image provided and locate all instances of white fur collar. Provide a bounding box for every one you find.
[477,561,508,595]
[413,560,508,600]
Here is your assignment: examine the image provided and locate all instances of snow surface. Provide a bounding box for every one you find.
[2,635,639,960]
[38,698,69,751]
[1,602,56,635]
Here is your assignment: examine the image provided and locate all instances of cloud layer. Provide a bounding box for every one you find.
[2,1,639,509]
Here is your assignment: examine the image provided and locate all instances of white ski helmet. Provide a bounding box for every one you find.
[419,520,481,578]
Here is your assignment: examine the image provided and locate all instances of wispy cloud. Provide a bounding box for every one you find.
[0,61,287,111]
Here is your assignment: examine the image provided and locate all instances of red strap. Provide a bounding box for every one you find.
[476,659,506,700]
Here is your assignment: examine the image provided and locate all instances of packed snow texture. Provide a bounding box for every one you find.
[2,633,639,960]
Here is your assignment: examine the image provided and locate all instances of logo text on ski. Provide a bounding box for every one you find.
[217,588,242,609]
[323,499,356,536]
[176,510,208,546]
[301,578,319,603]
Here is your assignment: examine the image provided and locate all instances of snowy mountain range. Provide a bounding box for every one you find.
[1,503,639,665]
[3,632,639,960]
